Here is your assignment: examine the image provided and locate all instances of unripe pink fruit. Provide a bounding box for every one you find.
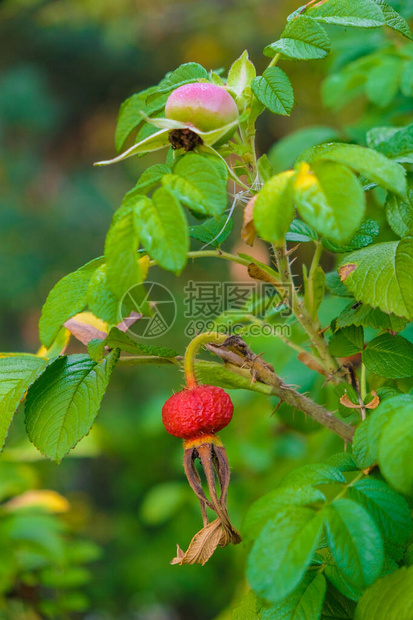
[165,83,239,140]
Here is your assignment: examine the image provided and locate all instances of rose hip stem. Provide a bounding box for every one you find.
[183,331,228,389]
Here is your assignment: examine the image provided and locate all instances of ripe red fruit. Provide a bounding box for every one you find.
[165,83,239,142]
[162,384,233,439]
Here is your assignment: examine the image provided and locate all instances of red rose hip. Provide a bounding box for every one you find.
[162,384,233,439]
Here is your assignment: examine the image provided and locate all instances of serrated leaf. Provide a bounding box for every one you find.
[251,67,294,116]
[39,257,104,348]
[352,416,376,469]
[0,355,48,452]
[264,16,330,61]
[372,0,413,40]
[324,452,358,472]
[325,272,354,298]
[355,567,413,619]
[368,394,413,461]
[348,478,412,545]
[365,57,403,107]
[242,485,326,540]
[134,187,188,274]
[86,265,122,325]
[293,161,365,244]
[335,303,407,332]
[189,215,233,248]
[132,163,171,195]
[88,327,178,362]
[154,62,208,96]
[269,126,340,174]
[247,506,324,603]
[280,464,346,487]
[104,198,144,299]
[25,352,119,463]
[307,0,385,28]
[363,333,413,378]
[304,143,407,198]
[322,219,380,254]
[325,499,384,588]
[369,123,413,161]
[338,238,413,320]
[329,325,364,357]
[253,171,296,243]
[262,573,327,620]
[378,406,413,495]
[321,583,357,619]
[385,189,413,238]
[115,87,168,152]
[285,219,318,243]
[162,153,228,217]
[324,564,364,602]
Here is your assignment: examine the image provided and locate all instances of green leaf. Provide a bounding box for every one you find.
[325,272,354,298]
[264,16,330,61]
[352,416,376,470]
[365,57,403,108]
[307,0,385,28]
[367,123,413,164]
[348,478,412,545]
[269,126,340,174]
[280,464,346,487]
[247,506,324,603]
[0,355,48,452]
[262,573,327,620]
[232,591,263,620]
[335,303,407,333]
[363,333,413,379]
[39,257,104,348]
[324,452,359,473]
[154,62,208,96]
[243,485,326,540]
[294,161,365,244]
[303,264,325,321]
[306,143,407,198]
[189,215,233,248]
[115,87,168,152]
[329,325,364,357]
[257,154,275,183]
[162,153,228,217]
[368,394,413,461]
[253,171,296,243]
[355,567,413,619]
[322,219,380,254]
[88,327,178,362]
[338,238,413,320]
[335,382,360,418]
[385,189,413,238]
[401,60,413,96]
[325,498,384,588]
[321,583,357,619]
[132,163,171,195]
[95,128,171,166]
[324,564,364,602]
[372,0,413,40]
[104,198,144,299]
[134,187,188,274]
[251,67,294,116]
[378,406,413,495]
[25,352,119,463]
[285,219,318,243]
[227,50,256,98]
[86,264,122,325]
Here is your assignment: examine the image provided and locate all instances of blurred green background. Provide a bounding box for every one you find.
[0,0,412,618]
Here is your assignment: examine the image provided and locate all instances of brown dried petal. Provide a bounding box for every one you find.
[241,195,258,246]
[171,519,224,565]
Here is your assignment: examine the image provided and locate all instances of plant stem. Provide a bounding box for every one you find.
[360,363,367,400]
[207,337,354,442]
[267,52,281,68]
[184,332,228,389]
[272,242,340,380]
[149,250,252,269]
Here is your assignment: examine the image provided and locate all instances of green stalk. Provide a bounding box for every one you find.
[184,332,228,389]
